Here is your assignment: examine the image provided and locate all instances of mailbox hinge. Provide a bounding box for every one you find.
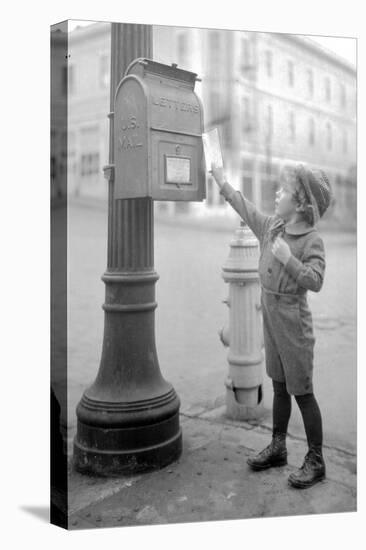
[103,164,115,182]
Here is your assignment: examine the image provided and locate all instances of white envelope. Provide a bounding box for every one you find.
[202,128,223,170]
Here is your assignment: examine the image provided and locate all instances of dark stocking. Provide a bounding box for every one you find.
[272,380,292,436]
[295,393,323,448]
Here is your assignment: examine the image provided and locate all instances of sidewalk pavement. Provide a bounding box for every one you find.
[67,405,356,530]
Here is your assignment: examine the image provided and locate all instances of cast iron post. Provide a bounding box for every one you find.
[73,23,182,475]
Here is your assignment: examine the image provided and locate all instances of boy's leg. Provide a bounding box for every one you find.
[294,392,323,448]
[272,380,292,436]
[247,380,290,470]
[288,393,325,488]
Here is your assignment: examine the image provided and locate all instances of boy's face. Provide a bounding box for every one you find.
[275,176,298,221]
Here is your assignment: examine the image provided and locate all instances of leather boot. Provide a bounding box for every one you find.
[247,433,287,471]
[288,446,326,488]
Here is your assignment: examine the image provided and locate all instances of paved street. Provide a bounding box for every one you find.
[64,201,356,456]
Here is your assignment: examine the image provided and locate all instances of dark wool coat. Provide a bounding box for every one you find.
[220,182,326,395]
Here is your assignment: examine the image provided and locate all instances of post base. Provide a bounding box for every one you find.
[73,391,182,476]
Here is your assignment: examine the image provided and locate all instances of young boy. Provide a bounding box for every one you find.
[211,162,332,488]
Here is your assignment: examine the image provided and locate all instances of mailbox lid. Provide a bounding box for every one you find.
[127,59,203,136]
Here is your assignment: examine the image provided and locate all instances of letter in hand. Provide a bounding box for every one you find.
[210,162,226,189]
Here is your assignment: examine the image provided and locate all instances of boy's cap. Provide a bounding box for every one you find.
[296,164,332,223]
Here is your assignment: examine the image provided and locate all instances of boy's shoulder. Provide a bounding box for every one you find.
[301,228,326,257]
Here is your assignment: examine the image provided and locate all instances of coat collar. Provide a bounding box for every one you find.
[284,221,316,235]
[270,216,316,236]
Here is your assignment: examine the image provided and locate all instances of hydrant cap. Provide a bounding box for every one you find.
[222,225,260,275]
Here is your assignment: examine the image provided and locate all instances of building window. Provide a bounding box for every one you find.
[68,152,77,174]
[68,132,76,175]
[325,77,331,102]
[206,176,214,206]
[340,83,347,108]
[266,104,273,138]
[326,122,332,150]
[242,97,251,133]
[242,176,254,202]
[240,36,254,78]
[178,33,188,66]
[307,69,314,98]
[242,158,254,172]
[260,162,279,212]
[261,178,278,214]
[241,37,250,67]
[308,118,315,145]
[265,50,273,77]
[222,121,232,148]
[210,30,220,49]
[343,130,348,154]
[287,60,294,87]
[242,96,250,115]
[288,111,295,142]
[80,153,100,177]
[209,31,220,69]
[99,54,110,89]
[210,91,221,119]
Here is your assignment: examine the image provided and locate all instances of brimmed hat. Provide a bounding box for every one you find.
[295,164,332,223]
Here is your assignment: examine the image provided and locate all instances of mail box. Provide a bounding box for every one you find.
[113,58,206,201]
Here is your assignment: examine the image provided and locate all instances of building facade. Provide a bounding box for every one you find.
[51,25,68,202]
[66,23,357,224]
[67,23,111,199]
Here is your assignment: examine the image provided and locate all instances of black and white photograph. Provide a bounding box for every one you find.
[5,2,363,545]
[50,16,357,530]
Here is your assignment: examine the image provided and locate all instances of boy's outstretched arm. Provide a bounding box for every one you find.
[210,163,271,241]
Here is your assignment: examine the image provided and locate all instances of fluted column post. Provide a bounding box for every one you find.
[73,23,182,476]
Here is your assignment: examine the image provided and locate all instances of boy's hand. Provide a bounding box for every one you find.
[210,162,226,188]
[272,236,291,264]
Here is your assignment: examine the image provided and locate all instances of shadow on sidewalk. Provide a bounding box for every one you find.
[20,506,49,523]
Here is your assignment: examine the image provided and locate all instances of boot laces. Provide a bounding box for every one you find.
[259,438,285,458]
[258,442,274,459]
[301,449,322,471]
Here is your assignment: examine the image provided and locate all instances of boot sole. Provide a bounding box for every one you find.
[288,473,326,489]
[247,458,288,471]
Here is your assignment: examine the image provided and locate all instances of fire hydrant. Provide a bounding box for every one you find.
[220,222,264,420]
